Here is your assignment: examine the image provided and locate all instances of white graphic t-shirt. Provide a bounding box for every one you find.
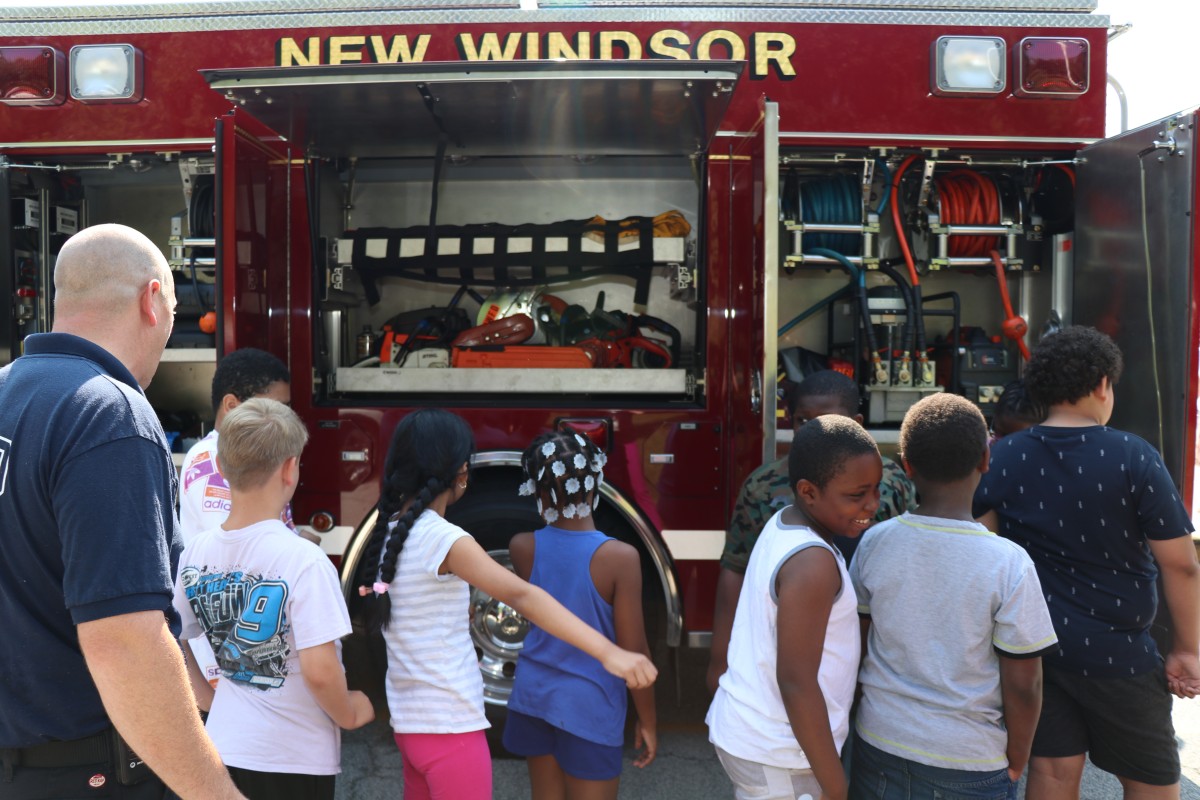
[173,519,352,775]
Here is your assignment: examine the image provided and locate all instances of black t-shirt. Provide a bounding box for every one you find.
[0,333,181,747]
[973,425,1192,678]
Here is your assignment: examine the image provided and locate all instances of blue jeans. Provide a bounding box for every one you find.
[849,734,1017,800]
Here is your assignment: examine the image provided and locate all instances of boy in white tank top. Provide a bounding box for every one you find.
[708,415,883,800]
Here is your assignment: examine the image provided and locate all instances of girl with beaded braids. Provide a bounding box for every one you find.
[502,429,657,799]
[355,410,656,800]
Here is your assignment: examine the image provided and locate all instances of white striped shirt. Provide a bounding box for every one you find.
[383,510,488,734]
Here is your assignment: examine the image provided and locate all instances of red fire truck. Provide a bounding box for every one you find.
[3,0,1197,720]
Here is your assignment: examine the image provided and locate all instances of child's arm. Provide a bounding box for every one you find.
[776,547,847,800]
[180,639,215,712]
[444,536,657,689]
[706,567,744,695]
[602,541,658,768]
[997,655,1042,782]
[298,642,376,730]
[508,532,535,581]
[1148,535,1200,698]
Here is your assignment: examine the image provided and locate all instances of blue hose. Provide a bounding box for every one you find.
[801,174,862,255]
[874,158,892,216]
[778,284,853,337]
[807,247,878,366]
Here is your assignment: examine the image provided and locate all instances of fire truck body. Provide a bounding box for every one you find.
[3,1,1198,714]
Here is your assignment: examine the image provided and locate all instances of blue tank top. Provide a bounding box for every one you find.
[507,526,627,747]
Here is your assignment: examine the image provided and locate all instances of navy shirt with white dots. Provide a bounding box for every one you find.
[973,425,1193,678]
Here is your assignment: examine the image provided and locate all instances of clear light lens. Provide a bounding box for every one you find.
[934,36,1005,95]
[70,45,141,101]
[1018,37,1089,97]
[0,46,65,106]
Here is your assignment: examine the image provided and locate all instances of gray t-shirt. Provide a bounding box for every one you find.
[850,513,1057,771]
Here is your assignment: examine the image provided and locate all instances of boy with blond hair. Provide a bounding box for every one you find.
[173,398,374,800]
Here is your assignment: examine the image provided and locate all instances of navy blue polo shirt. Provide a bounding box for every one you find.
[0,333,182,747]
[973,425,1192,678]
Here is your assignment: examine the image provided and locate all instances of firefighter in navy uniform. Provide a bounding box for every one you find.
[0,225,245,799]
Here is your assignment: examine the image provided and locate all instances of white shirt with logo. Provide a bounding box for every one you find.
[178,430,297,683]
[174,519,352,775]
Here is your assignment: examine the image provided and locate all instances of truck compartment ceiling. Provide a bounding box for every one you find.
[202,60,743,160]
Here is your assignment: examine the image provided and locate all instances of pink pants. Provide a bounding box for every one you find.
[393,730,493,800]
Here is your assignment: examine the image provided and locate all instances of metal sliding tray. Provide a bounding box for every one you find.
[335,367,688,395]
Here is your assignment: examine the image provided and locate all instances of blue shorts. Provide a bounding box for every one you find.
[502,709,623,781]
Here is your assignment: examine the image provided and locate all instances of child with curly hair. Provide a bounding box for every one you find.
[503,430,657,800]
[989,379,1046,442]
[974,326,1200,798]
[357,409,656,800]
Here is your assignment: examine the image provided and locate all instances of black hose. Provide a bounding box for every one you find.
[919,291,962,395]
[877,262,916,359]
[912,283,928,362]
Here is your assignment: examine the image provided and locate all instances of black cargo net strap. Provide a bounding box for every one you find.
[350,217,656,307]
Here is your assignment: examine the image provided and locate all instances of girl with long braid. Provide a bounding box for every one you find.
[503,430,658,800]
[356,409,656,800]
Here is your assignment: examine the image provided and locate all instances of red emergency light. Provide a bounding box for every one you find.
[0,46,66,106]
[1016,37,1089,97]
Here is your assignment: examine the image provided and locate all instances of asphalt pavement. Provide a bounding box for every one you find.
[334,645,1200,799]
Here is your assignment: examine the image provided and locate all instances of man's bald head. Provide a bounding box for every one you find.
[54,224,172,316]
[51,224,177,388]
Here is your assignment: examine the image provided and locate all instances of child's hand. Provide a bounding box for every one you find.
[346,690,376,729]
[632,719,657,768]
[602,646,657,689]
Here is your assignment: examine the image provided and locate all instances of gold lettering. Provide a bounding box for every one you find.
[547,31,591,60]
[648,29,691,61]
[457,32,524,61]
[752,32,796,79]
[369,34,431,63]
[328,36,365,65]
[599,30,642,60]
[525,31,540,59]
[277,37,319,67]
[695,30,745,62]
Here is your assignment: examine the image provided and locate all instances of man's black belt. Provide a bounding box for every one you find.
[0,729,112,769]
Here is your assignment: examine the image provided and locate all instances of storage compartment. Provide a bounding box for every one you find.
[775,147,1077,427]
[317,155,702,403]
[0,151,219,446]
[202,60,743,408]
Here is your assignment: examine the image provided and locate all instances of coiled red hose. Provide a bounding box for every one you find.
[935,170,1001,257]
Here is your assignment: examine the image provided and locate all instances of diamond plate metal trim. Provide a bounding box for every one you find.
[540,0,1097,7]
[0,2,1110,37]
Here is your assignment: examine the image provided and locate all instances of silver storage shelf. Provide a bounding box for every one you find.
[335,367,688,395]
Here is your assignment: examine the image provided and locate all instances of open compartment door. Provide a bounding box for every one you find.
[713,99,779,469]
[1074,109,1200,508]
[215,108,294,356]
[202,60,740,160]
[204,59,741,402]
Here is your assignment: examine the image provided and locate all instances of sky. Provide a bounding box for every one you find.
[1095,0,1200,136]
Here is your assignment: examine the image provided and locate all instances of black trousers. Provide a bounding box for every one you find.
[227,766,335,800]
[0,762,171,799]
